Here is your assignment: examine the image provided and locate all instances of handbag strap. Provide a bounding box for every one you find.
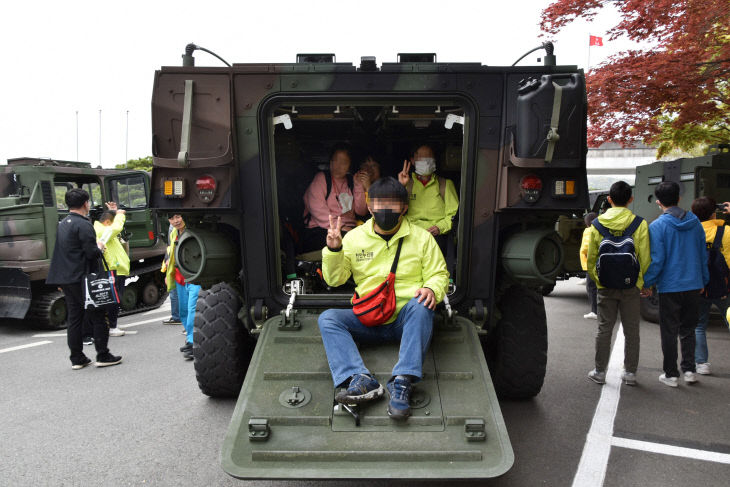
[389,238,404,274]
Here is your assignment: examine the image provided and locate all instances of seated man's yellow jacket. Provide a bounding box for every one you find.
[406,172,459,234]
[322,218,449,324]
[94,213,130,276]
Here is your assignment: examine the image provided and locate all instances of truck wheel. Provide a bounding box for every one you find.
[28,289,67,330]
[640,293,660,323]
[141,281,160,306]
[193,282,255,397]
[540,284,555,296]
[120,284,139,311]
[484,285,548,399]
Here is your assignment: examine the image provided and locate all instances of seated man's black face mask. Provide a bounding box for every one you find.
[372,209,404,232]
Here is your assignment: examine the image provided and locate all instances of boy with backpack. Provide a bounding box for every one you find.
[586,181,651,386]
[689,197,730,376]
[642,182,709,387]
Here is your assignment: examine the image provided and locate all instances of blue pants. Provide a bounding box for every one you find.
[696,296,729,364]
[176,282,201,345]
[318,297,434,387]
[169,287,180,320]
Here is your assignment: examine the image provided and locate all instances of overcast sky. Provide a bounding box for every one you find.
[1,0,636,168]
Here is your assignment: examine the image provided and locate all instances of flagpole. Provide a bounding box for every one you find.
[587,34,592,71]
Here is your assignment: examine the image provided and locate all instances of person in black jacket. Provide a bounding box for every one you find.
[46,188,123,369]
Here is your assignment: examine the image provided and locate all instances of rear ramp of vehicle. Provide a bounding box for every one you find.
[222,311,513,480]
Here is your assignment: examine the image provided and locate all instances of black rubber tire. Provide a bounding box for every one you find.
[27,289,67,330]
[640,293,660,323]
[120,284,139,311]
[540,283,555,296]
[483,285,548,399]
[193,282,255,398]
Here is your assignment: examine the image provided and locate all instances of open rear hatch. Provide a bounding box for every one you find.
[222,311,513,480]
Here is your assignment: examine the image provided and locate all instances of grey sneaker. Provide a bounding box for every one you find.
[588,369,606,384]
[683,371,698,384]
[622,371,637,386]
[659,373,678,387]
[335,374,384,404]
[696,363,711,375]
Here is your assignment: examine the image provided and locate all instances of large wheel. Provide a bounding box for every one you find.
[483,285,548,399]
[640,293,660,323]
[27,289,67,330]
[193,282,255,397]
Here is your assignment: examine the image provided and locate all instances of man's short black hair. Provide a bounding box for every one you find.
[410,143,436,159]
[691,196,716,222]
[584,212,598,227]
[99,210,116,223]
[609,181,632,206]
[367,177,409,206]
[329,143,352,162]
[655,181,680,207]
[65,188,90,210]
[167,213,182,219]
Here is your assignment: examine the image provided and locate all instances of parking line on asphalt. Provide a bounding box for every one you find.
[119,317,167,329]
[611,436,730,464]
[0,341,53,354]
[33,333,68,338]
[572,324,625,487]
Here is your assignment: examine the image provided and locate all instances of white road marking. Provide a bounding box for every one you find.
[572,324,625,487]
[0,341,53,354]
[119,317,167,329]
[32,333,67,338]
[612,437,730,464]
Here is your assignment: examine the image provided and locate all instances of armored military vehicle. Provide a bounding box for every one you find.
[150,42,588,479]
[0,158,168,328]
[628,146,730,321]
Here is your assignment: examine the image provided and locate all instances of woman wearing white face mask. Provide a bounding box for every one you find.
[398,145,459,276]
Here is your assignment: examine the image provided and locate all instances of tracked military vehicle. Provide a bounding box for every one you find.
[150,42,588,479]
[0,158,168,329]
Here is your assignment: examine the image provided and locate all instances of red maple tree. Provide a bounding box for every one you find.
[541,0,730,155]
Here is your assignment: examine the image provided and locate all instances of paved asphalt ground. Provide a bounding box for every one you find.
[1,279,728,486]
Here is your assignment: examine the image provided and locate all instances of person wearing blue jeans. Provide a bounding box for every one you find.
[176,281,201,359]
[318,177,449,420]
[162,287,182,325]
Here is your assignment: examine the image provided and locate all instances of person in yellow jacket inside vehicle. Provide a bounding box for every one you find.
[397,145,459,277]
[161,214,200,360]
[94,202,130,337]
[318,177,449,420]
[579,212,599,320]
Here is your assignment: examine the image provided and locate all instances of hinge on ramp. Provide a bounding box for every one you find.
[279,284,301,330]
[248,418,270,441]
[464,418,487,442]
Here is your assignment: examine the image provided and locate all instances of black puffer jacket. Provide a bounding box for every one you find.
[46,212,103,285]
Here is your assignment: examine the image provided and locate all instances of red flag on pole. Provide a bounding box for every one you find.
[589,35,603,47]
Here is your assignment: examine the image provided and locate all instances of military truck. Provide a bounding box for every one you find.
[0,158,168,329]
[149,43,588,479]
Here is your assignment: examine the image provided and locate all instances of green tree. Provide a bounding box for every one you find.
[116,156,153,171]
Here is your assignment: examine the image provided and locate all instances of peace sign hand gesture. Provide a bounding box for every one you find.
[398,160,411,186]
[327,214,343,249]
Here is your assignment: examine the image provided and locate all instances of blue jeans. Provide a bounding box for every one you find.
[176,282,201,345]
[696,296,729,363]
[318,297,434,387]
[169,287,180,320]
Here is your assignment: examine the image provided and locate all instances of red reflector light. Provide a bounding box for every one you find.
[520,174,543,190]
[148,231,155,240]
[196,175,216,190]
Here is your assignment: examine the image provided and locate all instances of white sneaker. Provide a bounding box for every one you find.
[696,363,711,375]
[659,374,678,387]
[683,371,698,383]
[588,369,606,384]
[109,328,126,337]
[583,312,597,320]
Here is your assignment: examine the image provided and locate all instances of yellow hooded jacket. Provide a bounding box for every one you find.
[405,172,459,234]
[94,213,130,276]
[586,206,651,290]
[322,218,449,324]
[160,227,178,292]
[701,219,730,268]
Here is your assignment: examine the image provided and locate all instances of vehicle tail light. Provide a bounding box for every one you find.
[552,179,577,198]
[520,174,542,204]
[148,231,155,240]
[163,178,185,198]
[196,175,217,203]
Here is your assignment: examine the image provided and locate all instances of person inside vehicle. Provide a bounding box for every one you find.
[398,145,459,274]
[318,177,449,420]
[301,144,367,252]
[354,155,381,224]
